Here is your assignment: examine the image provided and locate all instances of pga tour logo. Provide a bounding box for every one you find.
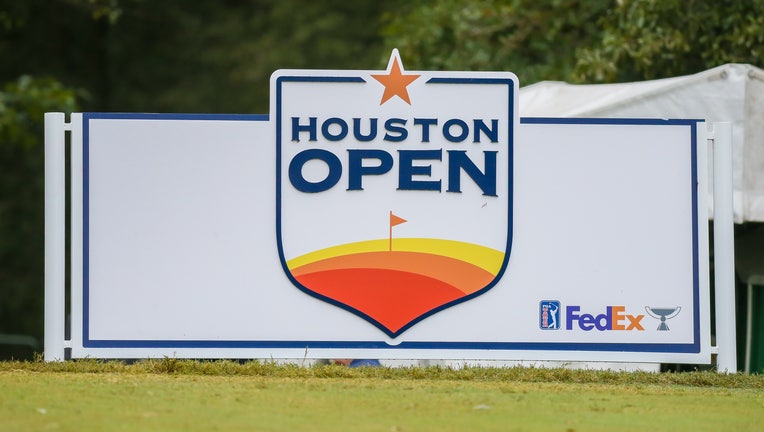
[272,50,517,338]
[539,301,561,330]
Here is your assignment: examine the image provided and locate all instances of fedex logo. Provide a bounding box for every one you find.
[565,306,644,331]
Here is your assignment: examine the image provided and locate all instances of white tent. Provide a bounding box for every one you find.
[520,63,764,224]
[521,64,764,371]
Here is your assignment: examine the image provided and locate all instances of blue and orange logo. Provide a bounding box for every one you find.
[273,50,517,337]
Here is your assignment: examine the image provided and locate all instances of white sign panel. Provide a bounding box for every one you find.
[65,54,710,363]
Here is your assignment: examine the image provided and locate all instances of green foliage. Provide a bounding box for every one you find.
[576,0,764,82]
[118,0,397,113]
[382,0,610,85]
[0,76,77,355]
[384,0,764,84]
[64,0,124,23]
[0,0,399,113]
[0,76,77,146]
[0,0,396,358]
[2,0,764,361]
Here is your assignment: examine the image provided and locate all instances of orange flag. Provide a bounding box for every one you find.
[389,211,407,252]
[389,211,407,227]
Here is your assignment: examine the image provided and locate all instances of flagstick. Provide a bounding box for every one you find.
[389,211,393,252]
[388,211,407,252]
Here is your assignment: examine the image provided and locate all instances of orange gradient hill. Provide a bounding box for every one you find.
[286,238,505,334]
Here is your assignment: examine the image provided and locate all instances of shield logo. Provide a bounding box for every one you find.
[273,50,516,338]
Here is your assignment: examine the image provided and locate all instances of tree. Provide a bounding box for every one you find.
[381,0,610,85]
[0,0,400,113]
[575,0,764,82]
[101,0,399,113]
[383,0,764,85]
[0,0,399,358]
[0,77,77,359]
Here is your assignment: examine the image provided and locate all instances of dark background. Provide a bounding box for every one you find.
[2,0,763,360]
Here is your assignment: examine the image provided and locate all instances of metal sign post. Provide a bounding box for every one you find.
[44,112,68,362]
[711,121,738,373]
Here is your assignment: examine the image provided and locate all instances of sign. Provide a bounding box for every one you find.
[47,51,711,363]
[274,50,515,338]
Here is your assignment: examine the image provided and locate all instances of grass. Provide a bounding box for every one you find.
[1,359,763,431]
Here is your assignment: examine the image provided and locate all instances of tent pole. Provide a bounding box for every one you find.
[745,282,752,373]
[712,122,737,373]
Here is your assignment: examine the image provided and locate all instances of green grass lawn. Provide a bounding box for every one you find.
[1,359,762,431]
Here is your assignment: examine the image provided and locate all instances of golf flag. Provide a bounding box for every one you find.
[389,211,407,251]
[390,211,407,227]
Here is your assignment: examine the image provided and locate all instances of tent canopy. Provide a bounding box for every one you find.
[520,63,764,223]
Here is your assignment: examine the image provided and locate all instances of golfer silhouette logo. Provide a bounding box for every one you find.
[540,301,560,330]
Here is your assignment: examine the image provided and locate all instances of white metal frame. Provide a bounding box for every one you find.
[44,112,68,361]
[43,114,737,371]
[710,122,737,373]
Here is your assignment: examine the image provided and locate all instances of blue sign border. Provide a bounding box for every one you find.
[81,113,702,355]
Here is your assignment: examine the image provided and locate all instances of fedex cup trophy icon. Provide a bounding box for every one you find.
[273,50,517,338]
[645,307,681,331]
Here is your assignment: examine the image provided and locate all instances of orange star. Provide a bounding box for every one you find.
[371,57,420,105]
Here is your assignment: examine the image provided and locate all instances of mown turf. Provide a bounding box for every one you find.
[1,359,763,431]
